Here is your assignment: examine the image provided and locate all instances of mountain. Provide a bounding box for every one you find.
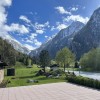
[71,7,100,59]
[0,32,30,54]
[30,21,84,58]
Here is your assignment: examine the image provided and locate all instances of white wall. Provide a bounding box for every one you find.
[51,67,59,71]
[0,69,4,83]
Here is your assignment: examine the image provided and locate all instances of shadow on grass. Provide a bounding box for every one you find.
[36,77,48,80]
[36,76,66,80]
[17,75,35,79]
[16,75,45,79]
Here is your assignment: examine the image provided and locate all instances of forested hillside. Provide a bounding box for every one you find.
[0,38,28,66]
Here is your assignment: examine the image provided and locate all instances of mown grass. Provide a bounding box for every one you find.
[4,62,66,87]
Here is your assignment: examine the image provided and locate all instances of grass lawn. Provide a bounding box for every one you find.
[4,62,66,87]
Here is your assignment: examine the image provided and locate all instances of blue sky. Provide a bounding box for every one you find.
[1,0,100,50]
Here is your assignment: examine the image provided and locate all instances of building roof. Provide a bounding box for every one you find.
[0,61,8,69]
[50,64,59,68]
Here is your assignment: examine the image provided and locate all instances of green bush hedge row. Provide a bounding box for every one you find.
[66,75,100,89]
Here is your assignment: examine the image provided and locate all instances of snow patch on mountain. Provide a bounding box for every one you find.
[0,32,30,54]
[30,21,84,58]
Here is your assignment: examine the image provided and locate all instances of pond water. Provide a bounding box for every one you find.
[66,70,100,80]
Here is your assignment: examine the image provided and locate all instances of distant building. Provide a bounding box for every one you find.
[50,64,59,71]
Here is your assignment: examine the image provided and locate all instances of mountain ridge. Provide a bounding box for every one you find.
[71,7,100,59]
[30,21,84,58]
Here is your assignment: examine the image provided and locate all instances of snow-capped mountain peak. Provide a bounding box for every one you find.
[0,32,30,54]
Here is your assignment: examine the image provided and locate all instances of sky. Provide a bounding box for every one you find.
[1,0,100,50]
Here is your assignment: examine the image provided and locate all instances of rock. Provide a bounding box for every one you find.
[48,75,53,78]
[27,79,38,83]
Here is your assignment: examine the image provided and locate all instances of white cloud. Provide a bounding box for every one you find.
[5,23,29,34]
[55,6,71,15]
[0,0,12,28]
[51,26,55,31]
[71,7,78,11]
[0,0,30,37]
[0,0,12,6]
[36,29,44,34]
[56,23,67,30]
[51,22,68,31]
[0,14,7,27]
[34,21,50,34]
[0,0,42,50]
[26,39,33,43]
[19,16,50,35]
[64,15,89,24]
[34,21,50,29]
[44,21,50,27]
[19,16,50,36]
[34,39,42,46]
[26,38,42,47]
[45,35,48,38]
[30,33,37,40]
[19,15,31,23]
[24,44,35,50]
[19,17,50,35]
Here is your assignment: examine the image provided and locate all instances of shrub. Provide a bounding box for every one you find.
[0,80,10,88]
[50,69,64,76]
[66,75,100,89]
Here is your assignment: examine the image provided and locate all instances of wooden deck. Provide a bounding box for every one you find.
[0,82,100,100]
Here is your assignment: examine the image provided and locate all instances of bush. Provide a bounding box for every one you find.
[50,69,64,76]
[0,80,10,88]
[67,75,100,89]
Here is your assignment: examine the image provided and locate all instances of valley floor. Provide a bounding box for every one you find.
[0,82,100,100]
[4,62,65,87]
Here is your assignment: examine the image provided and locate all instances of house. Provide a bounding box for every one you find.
[0,61,8,69]
[50,64,59,71]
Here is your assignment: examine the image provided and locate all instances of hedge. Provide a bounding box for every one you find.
[66,75,100,89]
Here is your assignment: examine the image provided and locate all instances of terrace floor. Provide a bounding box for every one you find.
[0,82,100,100]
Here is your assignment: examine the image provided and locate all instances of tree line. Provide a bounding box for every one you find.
[32,47,100,72]
[1,35,99,71]
[32,47,75,72]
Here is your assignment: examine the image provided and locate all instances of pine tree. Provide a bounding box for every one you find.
[39,50,50,72]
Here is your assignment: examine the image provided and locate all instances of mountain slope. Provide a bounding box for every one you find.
[71,7,100,59]
[30,21,84,58]
[0,32,30,54]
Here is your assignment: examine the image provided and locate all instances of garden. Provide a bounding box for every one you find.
[1,62,66,87]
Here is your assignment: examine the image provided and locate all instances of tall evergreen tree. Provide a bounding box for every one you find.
[39,50,50,72]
